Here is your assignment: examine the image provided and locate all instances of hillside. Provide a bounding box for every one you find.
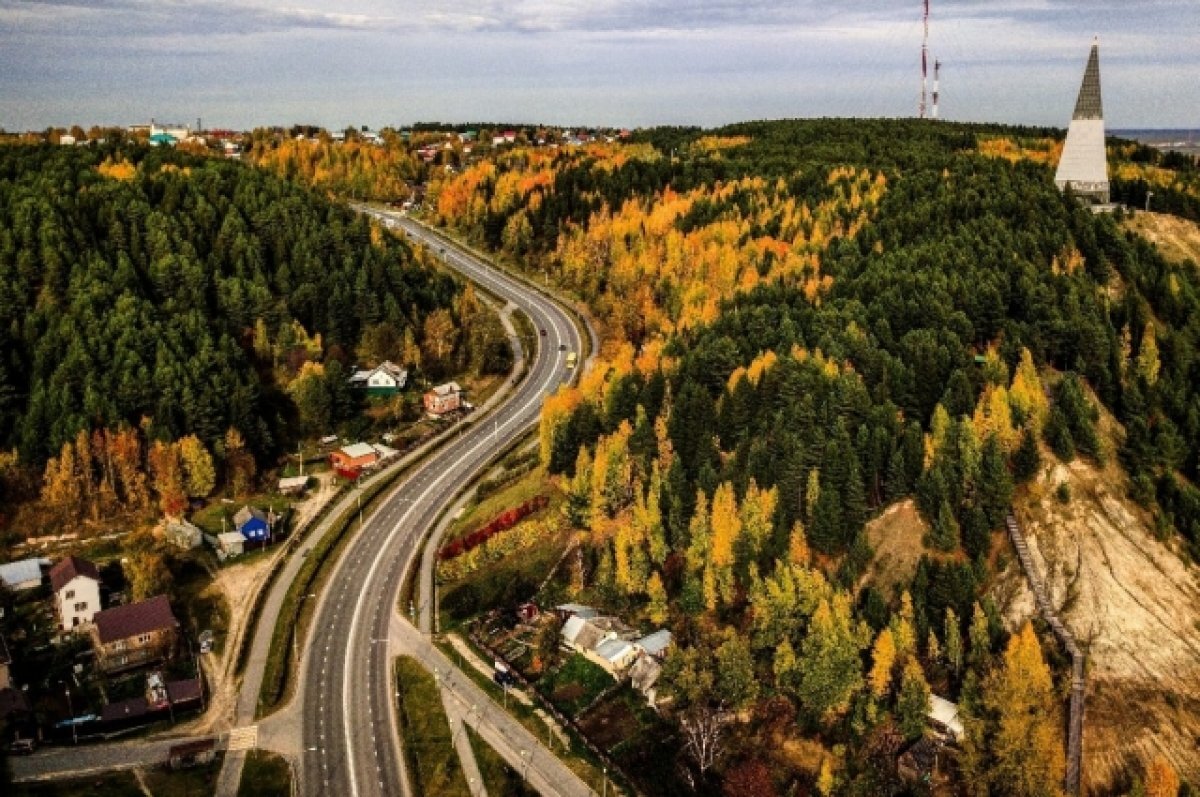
[418,119,1200,794]
[0,144,468,533]
[1124,210,1200,269]
[996,451,1200,791]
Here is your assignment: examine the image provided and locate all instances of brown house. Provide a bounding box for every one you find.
[330,442,380,472]
[423,382,463,415]
[90,595,180,674]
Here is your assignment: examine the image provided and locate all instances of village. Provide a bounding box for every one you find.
[0,373,475,756]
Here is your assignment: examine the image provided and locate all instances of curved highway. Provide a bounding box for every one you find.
[298,209,583,797]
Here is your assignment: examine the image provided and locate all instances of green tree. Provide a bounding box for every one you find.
[896,658,931,741]
[715,633,759,710]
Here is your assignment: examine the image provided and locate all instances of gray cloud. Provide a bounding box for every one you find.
[0,0,1196,129]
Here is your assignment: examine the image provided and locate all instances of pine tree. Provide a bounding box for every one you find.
[1013,426,1041,483]
[968,601,990,664]
[978,435,1014,529]
[788,521,811,567]
[945,608,964,676]
[892,592,917,658]
[796,594,865,721]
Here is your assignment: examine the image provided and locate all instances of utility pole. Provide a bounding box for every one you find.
[1145,191,1154,213]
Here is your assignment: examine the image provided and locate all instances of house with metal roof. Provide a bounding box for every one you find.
[349,361,408,396]
[233,506,270,542]
[0,557,49,592]
[634,630,673,660]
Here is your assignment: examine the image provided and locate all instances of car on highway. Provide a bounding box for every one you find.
[558,343,566,351]
[8,738,36,755]
[540,328,546,336]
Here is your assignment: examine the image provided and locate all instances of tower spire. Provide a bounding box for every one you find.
[1055,41,1109,205]
[919,0,930,118]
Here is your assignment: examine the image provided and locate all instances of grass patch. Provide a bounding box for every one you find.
[466,725,539,797]
[237,749,292,797]
[539,654,613,717]
[11,772,144,797]
[11,757,224,797]
[395,655,472,797]
[446,468,549,544]
[433,637,610,792]
[440,523,572,624]
[140,756,225,797]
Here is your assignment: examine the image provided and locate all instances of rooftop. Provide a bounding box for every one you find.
[339,442,378,460]
[49,555,100,593]
[93,594,179,644]
[0,557,49,589]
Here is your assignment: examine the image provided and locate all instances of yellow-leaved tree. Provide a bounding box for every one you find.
[985,622,1065,796]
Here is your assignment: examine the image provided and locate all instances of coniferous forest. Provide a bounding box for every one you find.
[0,143,460,519]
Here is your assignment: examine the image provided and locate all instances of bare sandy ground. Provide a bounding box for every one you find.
[1125,211,1200,269]
[993,455,1200,792]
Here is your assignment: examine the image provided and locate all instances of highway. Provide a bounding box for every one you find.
[297,210,585,797]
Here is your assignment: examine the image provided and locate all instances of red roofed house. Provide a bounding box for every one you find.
[50,555,102,631]
[424,382,463,416]
[90,595,180,674]
[330,442,380,473]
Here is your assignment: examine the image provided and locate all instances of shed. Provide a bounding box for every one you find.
[635,630,673,660]
[234,506,270,542]
[928,695,964,742]
[216,532,245,558]
[0,557,50,592]
[277,476,309,496]
[164,519,203,550]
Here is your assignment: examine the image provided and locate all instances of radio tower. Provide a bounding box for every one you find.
[932,59,941,119]
[919,0,930,118]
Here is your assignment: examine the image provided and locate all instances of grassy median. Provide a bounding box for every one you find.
[236,750,292,796]
[394,656,472,797]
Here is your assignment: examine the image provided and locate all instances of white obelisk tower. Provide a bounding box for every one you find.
[1054,39,1109,204]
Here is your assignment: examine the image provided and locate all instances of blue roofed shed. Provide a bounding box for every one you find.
[234,506,270,541]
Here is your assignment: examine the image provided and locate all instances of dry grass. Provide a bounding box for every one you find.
[1124,211,1200,268]
[862,499,931,598]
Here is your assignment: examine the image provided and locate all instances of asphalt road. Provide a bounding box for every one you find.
[297,210,584,797]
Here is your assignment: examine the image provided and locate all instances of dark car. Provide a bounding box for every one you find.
[558,343,566,351]
[539,328,547,336]
[8,738,37,755]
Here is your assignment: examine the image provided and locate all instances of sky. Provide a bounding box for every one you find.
[0,0,1196,131]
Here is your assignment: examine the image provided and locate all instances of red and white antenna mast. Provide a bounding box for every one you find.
[919,0,929,118]
[932,59,941,119]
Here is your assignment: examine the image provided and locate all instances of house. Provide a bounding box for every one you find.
[0,557,49,592]
[148,132,177,147]
[331,442,380,472]
[372,443,400,465]
[215,531,245,558]
[90,595,180,674]
[554,603,598,621]
[49,556,102,631]
[634,630,673,660]
[424,382,463,416]
[561,616,638,677]
[348,361,408,396]
[277,475,309,496]
[164,519,203,551]
[593,638,639,673]
[897,737,950,787]
[928,695,964,743]
[233,506,270,543]
[629,654,662,706]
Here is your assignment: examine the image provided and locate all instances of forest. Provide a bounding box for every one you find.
[0,143,483,531]
[427,119,1200,795]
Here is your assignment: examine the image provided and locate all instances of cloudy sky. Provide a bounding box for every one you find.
[0,0,1196,131]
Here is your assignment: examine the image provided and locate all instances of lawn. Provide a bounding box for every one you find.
[237,749,292,796]
[537,654,614,717]
[466,726,539,797]
[12,757,224,797]
[394,656,472,797]
[445,467,550,543]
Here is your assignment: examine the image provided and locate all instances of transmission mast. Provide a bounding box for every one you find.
[919,0,929,118]
[932,59,941,119]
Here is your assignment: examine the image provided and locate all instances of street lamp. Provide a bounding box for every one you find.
[602,766,608,797]
[1146,190,1154,213]
[520,749,530,782]
[64,685,77,745]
